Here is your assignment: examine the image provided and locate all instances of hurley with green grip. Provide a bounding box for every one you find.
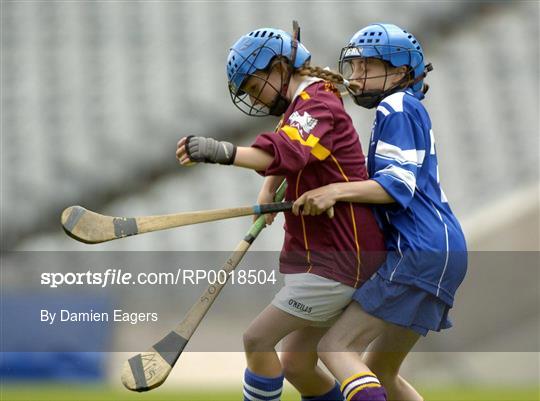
[121,181,288,392]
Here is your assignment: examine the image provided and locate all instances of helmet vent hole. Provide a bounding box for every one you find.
[370,32,375,36]
[416,46,420,50]
[375,39,380,43]
[378,32,382,36]
[408,35,412,39]
[261,31,267,37]
[269,32,274,37]
[254,31,260,37]
[412,40,417,44]
[367,39,373,43]
[249,32,254,37]
[359,39,365,43]
[363,32,368,36]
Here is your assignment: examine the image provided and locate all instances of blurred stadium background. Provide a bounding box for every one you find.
[1,1,538,400]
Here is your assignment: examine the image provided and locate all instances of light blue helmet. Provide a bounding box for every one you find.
[227,27,311,116]
[227,28,310,95]
[340,23,432,108]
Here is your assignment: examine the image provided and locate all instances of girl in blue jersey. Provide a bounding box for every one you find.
[292,24,468,401]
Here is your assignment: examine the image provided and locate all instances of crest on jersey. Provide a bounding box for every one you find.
[288,111,318,138]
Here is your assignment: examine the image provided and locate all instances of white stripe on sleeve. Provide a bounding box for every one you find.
[377,105,391,116]
[377,164,416,194]
[375,140,425,166]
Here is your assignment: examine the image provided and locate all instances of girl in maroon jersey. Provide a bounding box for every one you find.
[176,26,385,401]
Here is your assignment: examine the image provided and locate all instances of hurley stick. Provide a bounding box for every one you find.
[121,181,288,392]
[61,202,294,244]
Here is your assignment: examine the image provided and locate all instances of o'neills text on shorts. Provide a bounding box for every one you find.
[288,299,312,314]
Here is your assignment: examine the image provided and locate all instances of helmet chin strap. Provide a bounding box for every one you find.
[268,95,291,116]
[268,61,293,115]
[351,91,387,109]
[351,62,433,109]
[268,20,300,116]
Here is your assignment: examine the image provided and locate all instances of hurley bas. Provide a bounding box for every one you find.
[41,309,158,325]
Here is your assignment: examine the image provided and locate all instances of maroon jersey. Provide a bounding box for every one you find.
[252,79,386,288]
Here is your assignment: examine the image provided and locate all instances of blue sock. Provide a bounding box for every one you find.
[243,368,284,401]
[302,381,344,401]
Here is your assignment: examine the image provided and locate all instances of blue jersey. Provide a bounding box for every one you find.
[366,90,467,306]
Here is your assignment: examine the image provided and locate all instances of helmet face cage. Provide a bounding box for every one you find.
[339,44,423,108]
[228,35,288,117]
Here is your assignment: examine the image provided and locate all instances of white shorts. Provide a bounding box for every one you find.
[271,273,355,327]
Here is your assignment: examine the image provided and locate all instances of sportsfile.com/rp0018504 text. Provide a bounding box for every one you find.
[40,268,277,288]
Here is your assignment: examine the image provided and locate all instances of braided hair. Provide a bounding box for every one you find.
[297,65,362,92]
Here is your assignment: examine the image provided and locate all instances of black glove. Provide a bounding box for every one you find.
[185,136,237,165]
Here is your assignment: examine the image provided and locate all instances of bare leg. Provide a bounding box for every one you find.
[243,304,311,377]
[318,302,387,382]
[281,326,336,397]
[363,324,423,401]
